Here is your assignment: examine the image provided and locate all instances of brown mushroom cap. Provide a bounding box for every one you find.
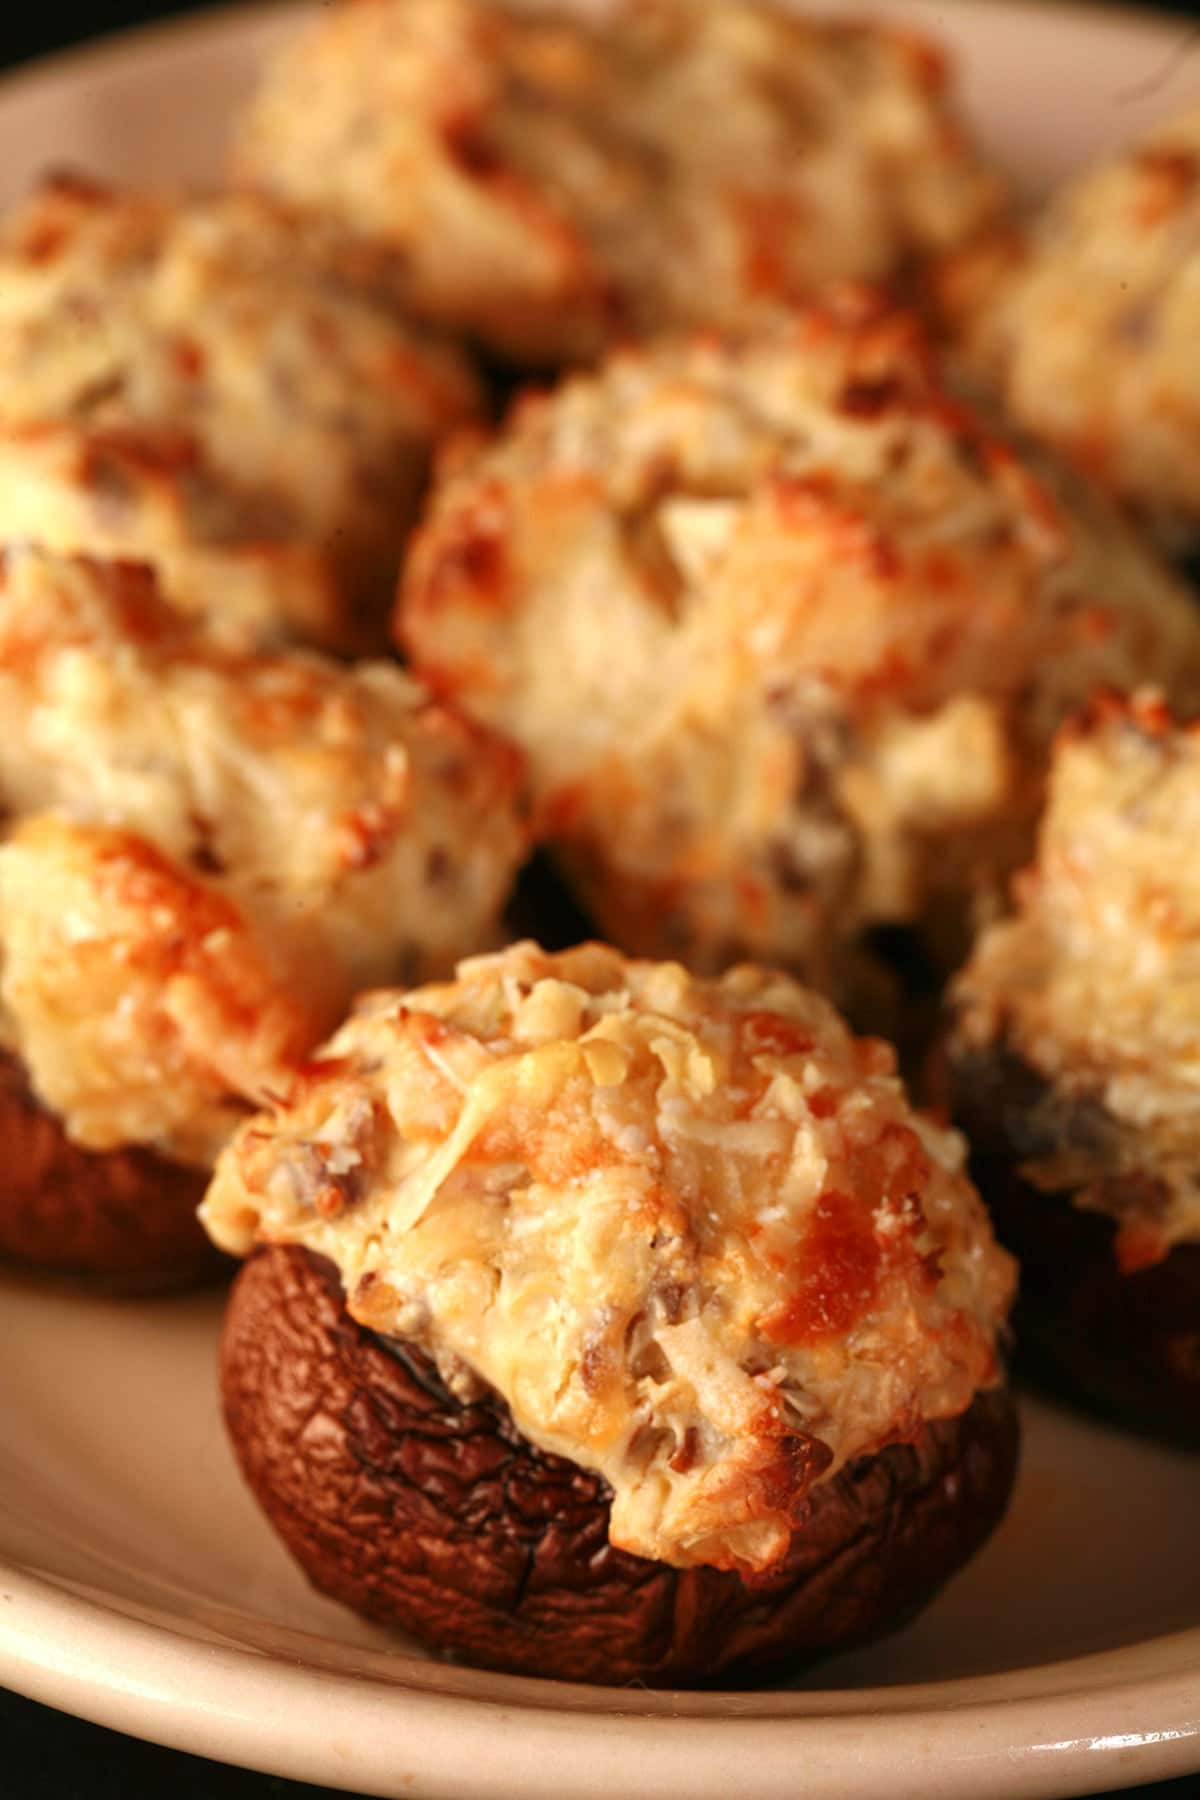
[221,1242,1019,1686]
[0,1049,222,1290]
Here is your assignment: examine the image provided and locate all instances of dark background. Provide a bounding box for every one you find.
[5,0,1200,68]
[5,1,218,68]
[3,1,1200,1796]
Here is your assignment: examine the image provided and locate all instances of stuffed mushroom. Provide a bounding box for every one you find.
[0,174,480,652]
[0,547,526,1283]
[399,290,1200,1015]
[948,690,1200,1445]
[205,940,1018,1683]
[232,0,1006,365]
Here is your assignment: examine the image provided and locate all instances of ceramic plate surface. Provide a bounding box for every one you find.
[2,5,1200,1797]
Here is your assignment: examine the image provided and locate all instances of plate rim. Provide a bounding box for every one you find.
[0,0,292,101]
[4,1558,1200,1800]
[1,0,1198,106]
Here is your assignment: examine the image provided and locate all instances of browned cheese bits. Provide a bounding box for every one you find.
[0,547,527,1172]
[941,103,1200,553]
[233,0,1006,363]
[0,176,481,652]
[204,940,1015,1574]
[399,293,1200,1004]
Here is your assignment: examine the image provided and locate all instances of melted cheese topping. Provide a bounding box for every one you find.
[0,817,316,1165]
[203,941,1014,1573]
[401,294,1200,995]
[953,693,1200,1264]
[946,104,1200,547]
[233,0,1004,362]
[0,175,480,650]
[0,420,343,652]
[0,548,527,1161]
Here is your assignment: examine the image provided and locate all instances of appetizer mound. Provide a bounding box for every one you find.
[400,292,1200,1004]
[205,941,1018,1681]
[942,103,1200,553]
[949,692,1200,1444]
[232,0,1005,364]
[0,174,480,652]
[0,548,526,1280]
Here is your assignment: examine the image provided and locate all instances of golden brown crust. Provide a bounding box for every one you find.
[233,0,1006,364]
[0,1049,221,1288]
[400,297,1200,1001]
[942,104,1200,551]
[0,548,528,1173]
[0,175,480,651]
[220,1243,1019,1684]
[0,815,321,1170]
[949,691,1200,1267]
[0,419,347,655]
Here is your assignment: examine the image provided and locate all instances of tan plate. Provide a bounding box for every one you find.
[2,4,1200,1797]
